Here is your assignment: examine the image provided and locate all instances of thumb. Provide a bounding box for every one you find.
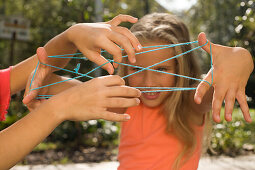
[37,47,48,64]
[194,70,213,104]
[198,32,213,54]
[23,70,39,104]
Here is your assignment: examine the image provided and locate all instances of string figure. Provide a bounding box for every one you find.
[30,40,213,99]
[74,63,81,73]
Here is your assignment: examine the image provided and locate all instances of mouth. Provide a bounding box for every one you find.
[142,92,160,100]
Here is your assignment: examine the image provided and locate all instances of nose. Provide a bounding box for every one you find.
[143,70,157,87]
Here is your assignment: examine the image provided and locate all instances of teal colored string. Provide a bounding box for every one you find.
[122,40,210,86]
[210,42,213,85]
[38,94,53,96]
[121,41,198,59]
[141,88,197,93]
[133,87,197,93]
[46,41,198,59]
[29,61,40,91]
[47,49,107,59]
[30,40,213,99]
[40,63,94,79]
[111,59,207,86]
[31,61,109,91]
[32,44,182,92]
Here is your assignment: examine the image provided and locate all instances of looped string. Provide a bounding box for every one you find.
[30,40,213,99]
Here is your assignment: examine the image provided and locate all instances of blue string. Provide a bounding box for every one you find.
[141,88,197,93]
[40,63,94,79]
[32,61,109,91]
[31,40,213,99]
[111,59,208,86]
[121,40,210,86]
[46,41,198,59]
[29,61,40,91]
[210,42,213,84]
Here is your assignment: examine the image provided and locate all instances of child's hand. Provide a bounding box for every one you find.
[66,14,142,73]
[23,14,141,104]
[194,32,254,123]
[48,75,141,122]
[23,47,52,106]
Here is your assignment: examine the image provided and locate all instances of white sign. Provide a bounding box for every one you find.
[0,16,30,41]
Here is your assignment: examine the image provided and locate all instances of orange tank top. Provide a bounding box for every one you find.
[118,103,204,170]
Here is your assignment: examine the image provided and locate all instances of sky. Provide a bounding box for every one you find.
[156,0,197,12]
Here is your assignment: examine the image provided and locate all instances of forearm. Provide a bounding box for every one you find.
[0,100,62,169]
[10,28,77,95]
[10,55,38,95]
[44,29,77,58]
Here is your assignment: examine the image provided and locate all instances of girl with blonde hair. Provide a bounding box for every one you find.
[116,13,253,170]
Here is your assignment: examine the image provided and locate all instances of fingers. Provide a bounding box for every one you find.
[194,71,212,104]
[105,86,141,98]
[23,90,38,105]
[198,32,210,52]
[197,32,215,55]
[98,75,125,86]
[107,14,138,26]
[100,111,131,122]
[103,97,140,108]
[23,70,39,104]
[84,50,114,74]
[112,26,142,52]
[224,88,236,121]
[236,90,252,123]
[212,86,227,123]
[95,37,123,69]
[26,99,43,111]
[37,47,48,64]
[109,31,136,64]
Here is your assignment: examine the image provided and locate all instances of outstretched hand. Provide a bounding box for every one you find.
[66,14,142,74]
[23,14,142,105]
[194,32,254,123]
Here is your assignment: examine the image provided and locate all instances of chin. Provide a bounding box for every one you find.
[141,100,162,108]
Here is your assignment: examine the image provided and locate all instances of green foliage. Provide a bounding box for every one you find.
[210,108,255,156]
[33,142,58,151]
[45,120,120,148]
[0,96,28,130]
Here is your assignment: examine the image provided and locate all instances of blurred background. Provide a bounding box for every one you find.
[0,0,255,166]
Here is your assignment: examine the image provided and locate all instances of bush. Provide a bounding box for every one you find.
[209,108,255,156]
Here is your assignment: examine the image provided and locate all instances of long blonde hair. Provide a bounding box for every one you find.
[118,13,210,169]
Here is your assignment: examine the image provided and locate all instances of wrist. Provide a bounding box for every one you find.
[65,24,81,49]
[43,96,66,124]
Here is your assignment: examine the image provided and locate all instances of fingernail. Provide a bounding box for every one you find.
[248,115,252,122]
[137,90,142,96]
[217,115,221,122]
[227,114,232,121]
[197,97,201,104]
[136,98,140,105]
[125,114,131,120]
[138,44,143,50]
[132,58,136,63]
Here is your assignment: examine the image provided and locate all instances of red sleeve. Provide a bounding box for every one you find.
[0,67,11,121]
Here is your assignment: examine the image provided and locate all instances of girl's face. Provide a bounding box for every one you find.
[127,41,177,108]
